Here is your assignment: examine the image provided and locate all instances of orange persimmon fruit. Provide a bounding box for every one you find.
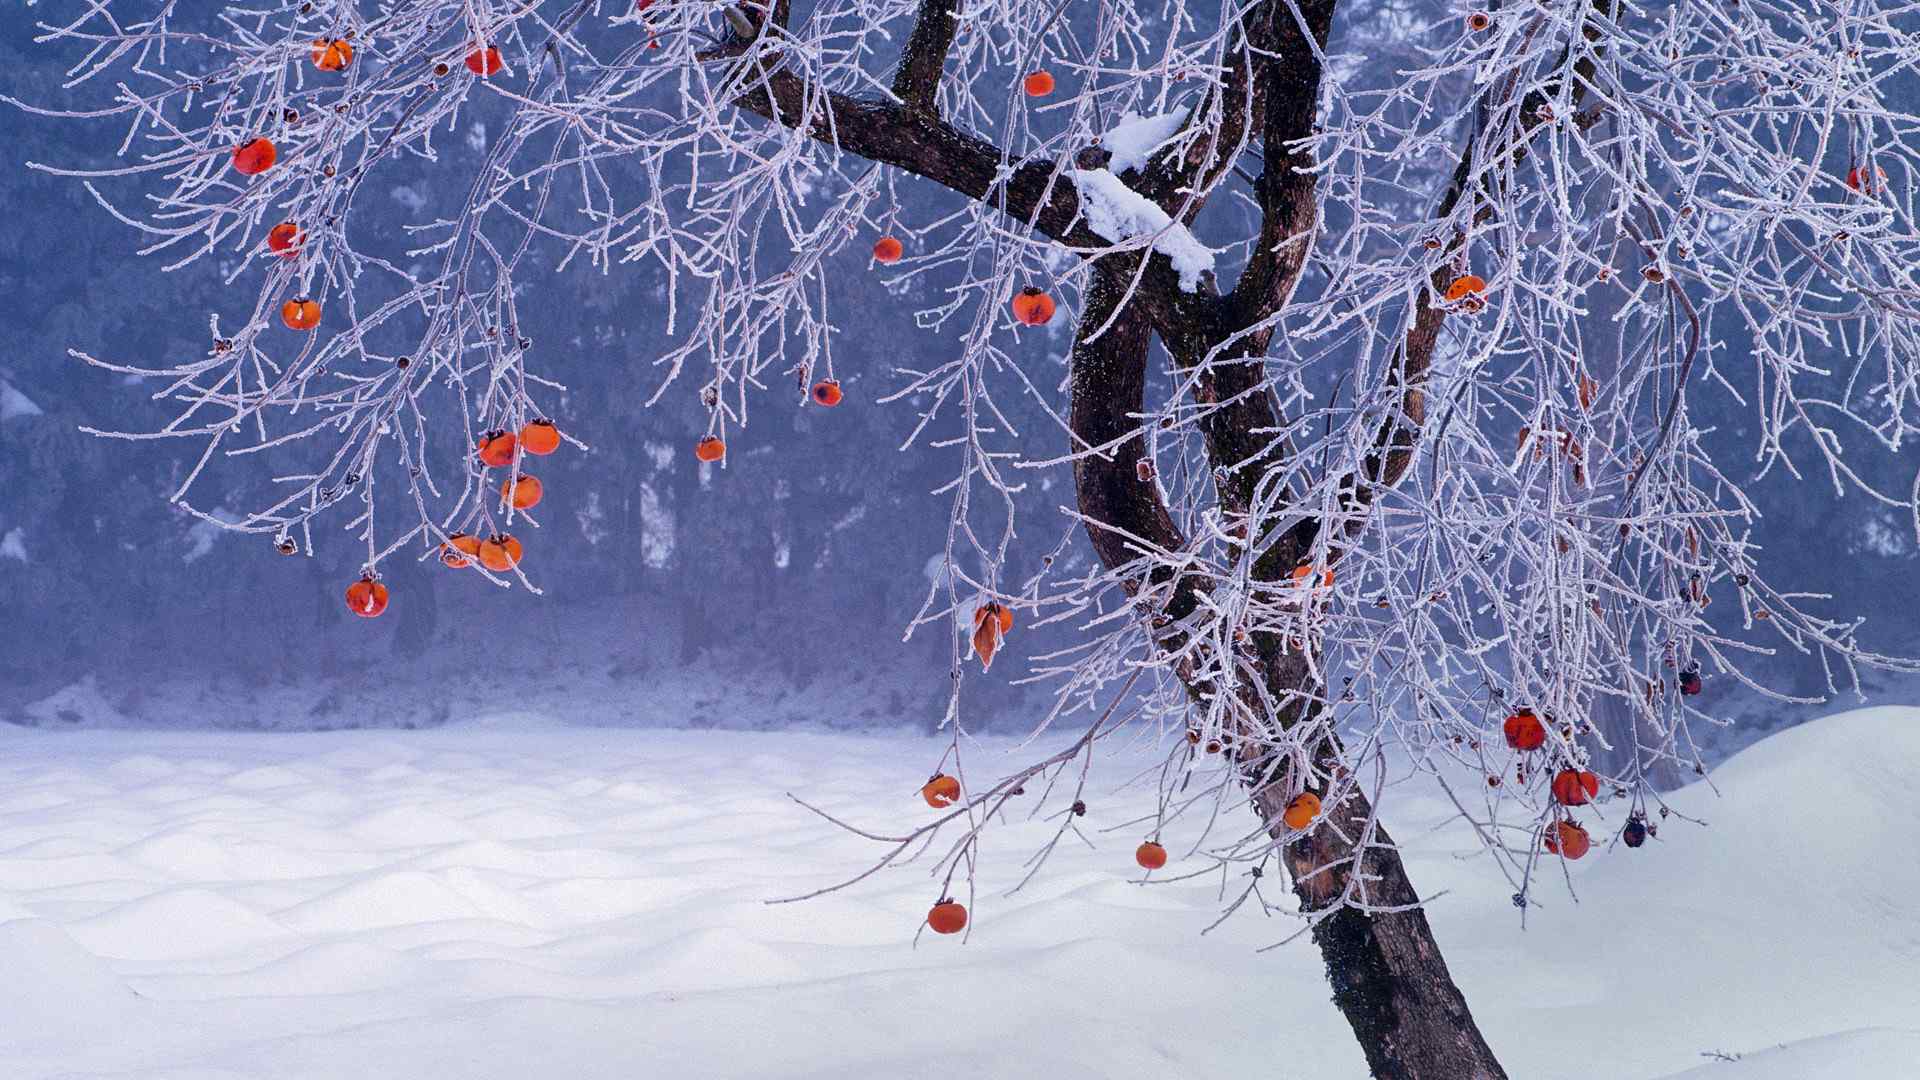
[440,533,481,569]
[1444,274,1486,302]
[266,222,302,258]
[927,900,968,934]
[811,379,843,407]
[1503,708,1546,751]
[1290,562,1334,587]
[1010,287,1056,326]
[1544,820,1591,859]
[280,298,321,330]
[344,575,389,618]
[1135,841,1168,870]
[921,773,961,808]
[694,436,726,463]
[1024,70,1055,97]
[466,46,504,76]
[311,38,354,71]
[477,533,523,572]
[871,236,903,264]
[1847,164,1888,195]
[232,138,277,176]
[519,419,561,455]
[476,430,517,467]
[1282,792,1321,830]
[502,474,543,510]
[1550,768,1600,806]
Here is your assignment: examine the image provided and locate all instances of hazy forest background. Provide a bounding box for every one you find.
[2,10,1914,754]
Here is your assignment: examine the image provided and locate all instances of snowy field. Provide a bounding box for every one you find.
[3,708,1919,1079]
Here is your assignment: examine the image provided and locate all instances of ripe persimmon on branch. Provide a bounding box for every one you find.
[18,0,1920,1075]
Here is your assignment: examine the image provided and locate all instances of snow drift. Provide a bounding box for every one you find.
[0,708,1916,1078]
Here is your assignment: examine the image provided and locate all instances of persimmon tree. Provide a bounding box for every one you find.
[19,0,1920,1075]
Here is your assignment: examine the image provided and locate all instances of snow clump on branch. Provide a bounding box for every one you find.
[1101,108,1190,175]
[1068,168,1216,291]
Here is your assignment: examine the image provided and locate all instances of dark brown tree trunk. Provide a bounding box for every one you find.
[1070,267,1508,1080]
[1260,781,1507,1080]
[724,0,1509,1069]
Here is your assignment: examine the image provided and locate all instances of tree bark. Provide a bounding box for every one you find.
[1070,265,1507,1080]
[718,1,1509,1070]
[1259,776,1508,1080]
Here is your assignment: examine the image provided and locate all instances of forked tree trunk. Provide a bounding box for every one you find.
[1070,271,1507,1080]
[723,2,1509,1068]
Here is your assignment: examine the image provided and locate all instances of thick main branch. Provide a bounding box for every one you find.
[717,29,1219,335]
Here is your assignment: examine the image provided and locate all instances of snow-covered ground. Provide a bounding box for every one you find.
[2,707,1917,1079]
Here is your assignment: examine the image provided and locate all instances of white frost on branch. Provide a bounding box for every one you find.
[1101,108,1189,175]
[1068,168,1215,291]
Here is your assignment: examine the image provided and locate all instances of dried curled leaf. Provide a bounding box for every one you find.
[971,602,1013,670]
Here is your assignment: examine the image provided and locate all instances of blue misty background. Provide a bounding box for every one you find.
[0,13,1067,734]
[1,12,1915,755]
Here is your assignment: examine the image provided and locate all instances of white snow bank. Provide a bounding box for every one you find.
[0,708,1916,1078]
[1654,1028,1920,1079]
[1657,705,1920,917]
[0,919,139,1040]
[1102,107,1189,175]
[1069,168,1216,291]
[1448,705,1920,1078]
